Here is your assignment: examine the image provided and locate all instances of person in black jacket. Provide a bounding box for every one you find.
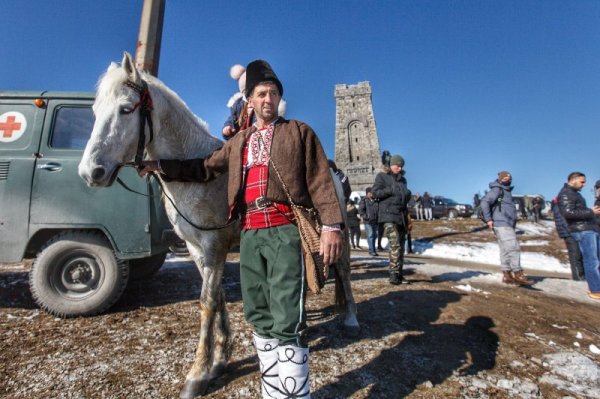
[557,172,600,300]
[372,154,412,285]
[551,197,584,280]
[358,188,380,256]
[328,160,352,202]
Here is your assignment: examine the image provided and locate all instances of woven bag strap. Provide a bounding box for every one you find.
[256,131,312,212]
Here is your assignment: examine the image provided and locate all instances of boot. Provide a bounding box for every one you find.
[253,334,281,399]
[502,271,516,285]
[512,270,534,286]
[389,271,401,285]
[278,345,310,398]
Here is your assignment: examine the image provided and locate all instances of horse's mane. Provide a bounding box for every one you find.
[95,62,222,159]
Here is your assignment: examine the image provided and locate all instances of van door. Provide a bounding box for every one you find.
[0,96,46,262]
[29,99,153,256]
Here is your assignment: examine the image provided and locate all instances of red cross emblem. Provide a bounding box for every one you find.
[0,116,21,138]
[0,112,27,143]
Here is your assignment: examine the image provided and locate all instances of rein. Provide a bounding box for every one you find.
[116,79,237,232]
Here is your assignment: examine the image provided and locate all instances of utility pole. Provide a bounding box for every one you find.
[135,0,165,77]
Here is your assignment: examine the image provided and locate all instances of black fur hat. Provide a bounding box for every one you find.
[245,60,283,97]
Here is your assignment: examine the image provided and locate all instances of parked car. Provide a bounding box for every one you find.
[0,91,178,317]
[408,196,473,219]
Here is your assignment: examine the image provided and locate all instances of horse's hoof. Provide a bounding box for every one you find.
[179,378,210,399]
[342,325,360,338]
[209,362,227,379]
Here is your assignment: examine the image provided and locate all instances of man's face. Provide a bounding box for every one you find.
[248,82,280,124]
[390,164,403,175]
[569,176,586,191]
[367,192,373,199]
[500,175,512,184]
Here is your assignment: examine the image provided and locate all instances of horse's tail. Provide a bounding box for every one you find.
[334,265,347,313]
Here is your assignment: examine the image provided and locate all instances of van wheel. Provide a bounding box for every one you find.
[128,252,167,280]
[29,231,129,318]
[448,210,458,219]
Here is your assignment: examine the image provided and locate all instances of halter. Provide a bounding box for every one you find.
[123,80,154,168]
[117,79,237,231]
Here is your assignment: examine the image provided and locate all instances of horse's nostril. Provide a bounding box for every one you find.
[91,167,106,180]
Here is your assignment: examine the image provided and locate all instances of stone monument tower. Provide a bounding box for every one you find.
[334,81,382,192]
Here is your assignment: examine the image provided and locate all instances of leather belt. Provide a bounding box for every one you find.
[245,196,273,212]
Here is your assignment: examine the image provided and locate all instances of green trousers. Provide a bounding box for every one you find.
[240,224,307,346]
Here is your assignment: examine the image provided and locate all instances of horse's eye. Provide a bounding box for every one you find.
[119,107,133,115]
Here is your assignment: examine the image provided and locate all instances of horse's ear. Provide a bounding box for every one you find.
[107,62,118,72]
[121,52,140,82]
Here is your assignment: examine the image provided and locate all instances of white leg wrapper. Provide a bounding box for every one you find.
[278,345,310,398]
[253,334,282,399]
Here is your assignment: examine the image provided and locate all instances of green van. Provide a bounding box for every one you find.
[0,91,176,317]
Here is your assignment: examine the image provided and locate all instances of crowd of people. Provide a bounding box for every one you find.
[412,192,434,220]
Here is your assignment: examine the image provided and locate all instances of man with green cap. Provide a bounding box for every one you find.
[372,154,412,284]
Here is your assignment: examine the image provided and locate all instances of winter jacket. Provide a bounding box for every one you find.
[551,200,570,239]
[358,197,379,225]
[557,183,599,233]
[480,180,517,228]
[422,193,433,208]
[371,172,411,225]
[346,204,360,228]
[159,118,343,226]
[595,196,600,228]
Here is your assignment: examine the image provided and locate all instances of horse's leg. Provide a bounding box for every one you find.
[180,245,228,399]
[336,238,359,333]
[208,286,231,379]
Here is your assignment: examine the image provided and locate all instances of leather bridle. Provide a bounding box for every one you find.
[123,79,154,168]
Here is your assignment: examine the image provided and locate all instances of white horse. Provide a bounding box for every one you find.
[79,52,358,398]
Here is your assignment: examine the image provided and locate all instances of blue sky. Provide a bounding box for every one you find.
[2,0,600,205]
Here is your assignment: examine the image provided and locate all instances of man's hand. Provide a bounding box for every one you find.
[222,126,236,138]
[593,206,600,216]
[319,230,343,266]
[486,220,494,229]
[137,160,160,177]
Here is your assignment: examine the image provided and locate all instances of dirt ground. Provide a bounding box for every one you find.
[1,219,599,398]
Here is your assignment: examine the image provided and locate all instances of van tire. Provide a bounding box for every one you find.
[448,209,458,219]
[29,231,129,318]
[128,252,167,280]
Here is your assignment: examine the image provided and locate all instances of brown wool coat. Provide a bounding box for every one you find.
[159,118,343,226]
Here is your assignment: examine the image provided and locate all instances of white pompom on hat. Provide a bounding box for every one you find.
[229,64,246,93]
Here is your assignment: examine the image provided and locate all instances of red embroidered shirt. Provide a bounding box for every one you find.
[241,123,294,230]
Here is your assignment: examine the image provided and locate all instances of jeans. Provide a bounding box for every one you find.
[564,236,585,281]
[571,230,600,293]
[364,223,378,254]
[424,208,432,220]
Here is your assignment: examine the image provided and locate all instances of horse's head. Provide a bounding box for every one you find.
[79,52,153,187]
